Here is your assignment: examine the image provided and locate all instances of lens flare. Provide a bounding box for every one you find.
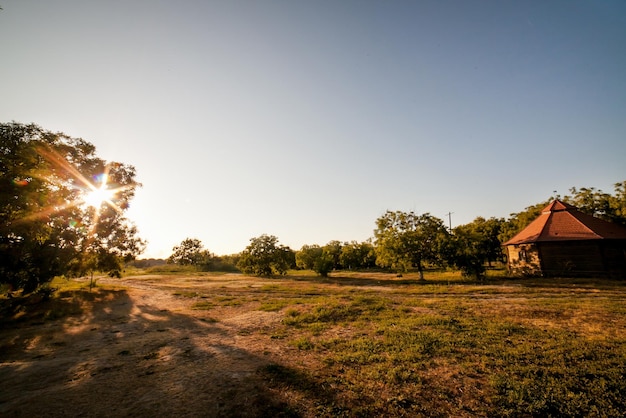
[84,174,116,208]
[84,187,115,207]
[17,146,132,237]
[12,178,30,186]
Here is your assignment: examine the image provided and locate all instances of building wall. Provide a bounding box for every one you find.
[538,241,604,277]
[600,241,626,278]
[507,240,626,278]
[505,243,542,276]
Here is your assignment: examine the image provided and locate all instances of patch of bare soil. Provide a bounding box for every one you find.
[0,276,298,417]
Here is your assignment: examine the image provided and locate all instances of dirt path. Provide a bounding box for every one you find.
[0,276,294,417]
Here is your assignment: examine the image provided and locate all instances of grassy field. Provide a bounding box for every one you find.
[4,270,626,417]
[146,270,626,416]
[282,274,624,416]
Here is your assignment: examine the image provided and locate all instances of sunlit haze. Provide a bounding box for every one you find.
[1,1,625,258]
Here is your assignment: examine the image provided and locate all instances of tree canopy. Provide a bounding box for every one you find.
[0,122,145,292]
[565,182,626,226]
[237,234,295,276]
[339,240,376,270]
[168,238,205,265]
[374,211,449,279]
[445,217,505,280]
[295,244,333,276]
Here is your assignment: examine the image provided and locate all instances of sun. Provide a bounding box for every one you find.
[84,186,115,208]
[83,174,116,208]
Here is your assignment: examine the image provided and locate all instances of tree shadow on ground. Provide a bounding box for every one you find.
[0,288,334,417]
[490,276,626,290]
[287,274,471,287]
[285,272,626,290]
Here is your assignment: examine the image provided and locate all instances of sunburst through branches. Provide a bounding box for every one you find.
[83,173,116,208]
[19,145,136,243]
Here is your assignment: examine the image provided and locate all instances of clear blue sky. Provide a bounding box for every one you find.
[1,1,625,258]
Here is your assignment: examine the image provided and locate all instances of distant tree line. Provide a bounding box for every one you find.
[166,238,239,272]
[3,120,623,294]
[167,182,626,280]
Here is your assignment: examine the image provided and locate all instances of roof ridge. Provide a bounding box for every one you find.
[542,199,574,213]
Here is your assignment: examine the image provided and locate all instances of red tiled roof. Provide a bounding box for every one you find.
[503,200,626,245]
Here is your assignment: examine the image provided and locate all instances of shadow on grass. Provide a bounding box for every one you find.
[490,276,626,290]
[0,288,101,325]
[286,273,487,288]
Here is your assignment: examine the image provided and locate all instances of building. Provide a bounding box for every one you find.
[503,200,626,277]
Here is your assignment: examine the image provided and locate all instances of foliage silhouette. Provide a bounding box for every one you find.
[0,122,144,292]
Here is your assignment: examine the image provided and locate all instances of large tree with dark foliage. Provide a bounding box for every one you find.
[0,122,145,292]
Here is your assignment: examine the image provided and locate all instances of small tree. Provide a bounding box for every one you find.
[444,229,486,280]
[296,244,333,277]
[238,234,294,276]
[313,252,334,277]
[295,244,323,270]
[208,253,240,272]
[340,240,376,270]
[374,211,449,279]
[461,217,505,266]
[168,238,204,265]
[323,240,344,270]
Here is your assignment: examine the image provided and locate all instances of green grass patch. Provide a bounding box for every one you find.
[258,300,292,312]
[145,264,199,274]
[259,274,626,416]
[489,334,626,417]
[172,290,201,298]
[214,296,243,306]
[191,301,214,310]
[291,336,316,350]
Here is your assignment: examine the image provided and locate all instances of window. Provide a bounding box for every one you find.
[519,249,528,262]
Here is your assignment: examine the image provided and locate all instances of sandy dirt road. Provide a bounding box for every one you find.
[0,275,301,417]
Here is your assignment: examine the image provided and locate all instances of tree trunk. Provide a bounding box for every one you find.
[417,263,425,281]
